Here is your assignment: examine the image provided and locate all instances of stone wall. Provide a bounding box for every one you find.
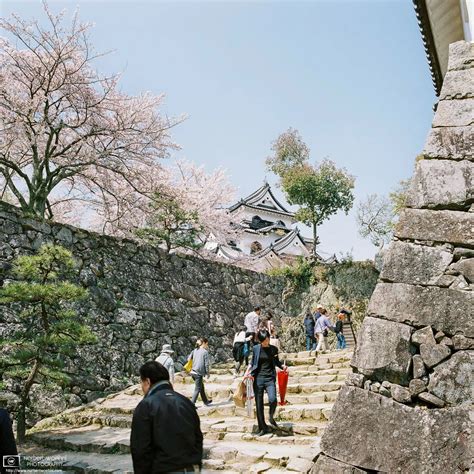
[313,41,473,473]
[0,202,286,419]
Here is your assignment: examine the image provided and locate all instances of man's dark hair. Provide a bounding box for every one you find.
[254,305,261,311]
[139,361,170,385]
[200,337,208,344]
[257,329,271,342]
[267,311,273,319]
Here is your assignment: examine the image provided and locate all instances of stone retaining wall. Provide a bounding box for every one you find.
[0,202,286,418]
[313,41,473,473]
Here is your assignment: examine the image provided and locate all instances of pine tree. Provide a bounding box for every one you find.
[0,244,96,442]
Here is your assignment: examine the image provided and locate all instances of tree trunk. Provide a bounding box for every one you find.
[17,401,26,444]
[17,359,40,443]
[312,221,318,257]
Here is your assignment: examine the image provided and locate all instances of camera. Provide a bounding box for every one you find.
[3,455,20,467]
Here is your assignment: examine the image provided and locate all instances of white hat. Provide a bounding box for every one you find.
[161,344,174,354]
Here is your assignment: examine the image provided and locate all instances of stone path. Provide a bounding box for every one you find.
[24,349,352,473]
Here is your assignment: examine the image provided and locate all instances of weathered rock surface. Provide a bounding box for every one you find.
[450,258,474,283]
[406,159,473,209]
[452,334,474,350]
[411,326,436,346]
[320,386,471,473]
[380,242,452,285]
[391,384,412,403]
[316,40,473,473]
[368,283,474,337]
[345,373,364,388]
[311,454,366,473]
[432,98,474,128]
[395,208,474,246]
[412,355,427,378]
[423,126,474,160]
[439,68,474,100]
[409,379,427,397]
[447,41,474,72]
[428,351,473,405]
[351,317,413,385]
[419,343,451,368]
[417,392,445,408]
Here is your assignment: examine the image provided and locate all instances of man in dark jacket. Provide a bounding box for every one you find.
[130,361,203,473]
[0,408,18,474]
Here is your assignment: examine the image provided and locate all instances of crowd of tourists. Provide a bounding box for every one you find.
[1,305,351,474]
[304,305,349,352]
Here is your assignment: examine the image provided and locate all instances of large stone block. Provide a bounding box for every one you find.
[368,283,474,337]
[432,98,474,128]
[320,386,471,473]
[395,208,474,246]
[447,41,474,72]
[380,241,452,285]
[406,159,473,209]
[351,317,413,385]
[439,69,474,100]
[428,351,473,405]
[423,126,474,160]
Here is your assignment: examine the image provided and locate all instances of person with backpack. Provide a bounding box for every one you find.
[335,313,347,350]
[232,326,252,375]
[155,344,175,384]
[130,361,203,473]
[187,337,212,406]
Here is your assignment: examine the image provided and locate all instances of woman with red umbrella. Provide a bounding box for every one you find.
[249,329,287,436]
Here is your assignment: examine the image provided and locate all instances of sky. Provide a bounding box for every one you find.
[1,0,437,260]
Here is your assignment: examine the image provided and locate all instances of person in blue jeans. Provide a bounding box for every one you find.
[249,329,287,436]
[335,313,347,350]
[303,313,316,351]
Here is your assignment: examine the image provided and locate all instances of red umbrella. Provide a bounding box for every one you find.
[277,368,289,405]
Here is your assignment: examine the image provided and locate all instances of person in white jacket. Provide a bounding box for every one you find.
[155,344,175,384]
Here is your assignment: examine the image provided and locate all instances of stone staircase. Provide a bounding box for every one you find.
[23,349,352,473]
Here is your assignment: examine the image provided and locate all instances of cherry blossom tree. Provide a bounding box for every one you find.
[0,2,181,220]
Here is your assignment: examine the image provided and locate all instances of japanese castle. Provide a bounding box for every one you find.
[209,182,329,271]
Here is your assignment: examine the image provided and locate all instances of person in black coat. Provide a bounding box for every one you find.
[0,408,18,473]
[249,329,287,436]
[130,361,203,473]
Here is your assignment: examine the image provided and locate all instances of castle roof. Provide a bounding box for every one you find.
[229,182,296,219]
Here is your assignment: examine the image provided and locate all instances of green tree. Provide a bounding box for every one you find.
[281,161,355,256]
[135,192,204,253]
[0,244,95,442]
[266,128,310,175]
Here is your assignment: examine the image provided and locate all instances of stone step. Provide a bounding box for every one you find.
[287,381,344,394]
[201,416,328,437]
[199,401,334,422]
[21,444,133,473]
[203,440,318,472]
[289,367,351,376]
[29,425,131,454]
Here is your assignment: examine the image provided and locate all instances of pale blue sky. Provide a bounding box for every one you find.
[1,0,436,260]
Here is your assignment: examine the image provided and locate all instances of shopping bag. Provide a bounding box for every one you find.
[184,358,193,373]
[277,369,289,406]
[232,380,247,408]
[245,376,254,417]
